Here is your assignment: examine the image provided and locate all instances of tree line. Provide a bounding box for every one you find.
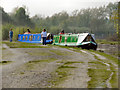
[1,2,118,40]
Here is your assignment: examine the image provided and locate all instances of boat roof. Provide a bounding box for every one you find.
[54,33,95,42]
[77,33,89,43]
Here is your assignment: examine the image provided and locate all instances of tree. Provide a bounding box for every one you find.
[0,7,13,24]
[14,7,34,27]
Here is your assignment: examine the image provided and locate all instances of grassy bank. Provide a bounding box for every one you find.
[96,39,118,45]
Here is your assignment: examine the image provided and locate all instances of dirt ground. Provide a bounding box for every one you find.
[1,44,118,88]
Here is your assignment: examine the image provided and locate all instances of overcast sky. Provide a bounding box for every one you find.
[0,0,119,17]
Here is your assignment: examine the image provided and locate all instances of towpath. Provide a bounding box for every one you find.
[1,43,118,88]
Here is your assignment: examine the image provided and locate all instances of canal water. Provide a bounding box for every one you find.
[97,44,118,58]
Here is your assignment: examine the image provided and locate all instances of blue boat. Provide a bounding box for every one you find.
[18,34,53,43]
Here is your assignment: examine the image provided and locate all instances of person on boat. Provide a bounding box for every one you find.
[24,29,31,34]
[59,30,64,43]
[23,29,31,40]
[41,29,47,45]
[9,28,13,42]
[59,30,64,34]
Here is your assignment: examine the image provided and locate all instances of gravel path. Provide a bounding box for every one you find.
[2,44,117,88]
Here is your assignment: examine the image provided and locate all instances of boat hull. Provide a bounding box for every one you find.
[53,42,97,50]
[78,43,97,50]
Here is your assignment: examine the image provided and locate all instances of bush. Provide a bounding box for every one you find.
[2,24,34,41]
[2,24,14,40]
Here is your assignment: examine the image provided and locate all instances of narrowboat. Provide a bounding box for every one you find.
[52,33,97,50]
[18,33,53,44]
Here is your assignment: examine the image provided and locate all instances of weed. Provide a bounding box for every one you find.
[20,72,25,74]
[64,61,84,65]
[28,58,57,63]
[28,52,52,56]
[2,48,6,50]
[0,61,12,65]
[58,65,77,69]
[50,50,72,56]
[25,58,57,70]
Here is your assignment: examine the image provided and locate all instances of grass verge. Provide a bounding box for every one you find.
[2,41,51,48]
[87,50,118,88]
[89,49,118,65]
[88,68,111,88]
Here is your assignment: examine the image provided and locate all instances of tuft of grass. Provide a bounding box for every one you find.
[50,50,72,56]
[88,68,111,88]
[64,61,84,65]
[2,48,6,50]
[88,61,108,69]
[48,69,69,87]
[56,60,66,63]
[48,61,78,87]
[28,58,57,63]
[48,66,72,87]
[0,61,12,65]
[25,58,57,70]
[27,52,52,56]
[109,63,118,88]
[20,72,25,74]
[58,65,77,69]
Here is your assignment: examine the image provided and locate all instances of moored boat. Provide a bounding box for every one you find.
[18,33,53,44]
[53,33,97,50]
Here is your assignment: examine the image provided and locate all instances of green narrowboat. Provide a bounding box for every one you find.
[53,33,97,50]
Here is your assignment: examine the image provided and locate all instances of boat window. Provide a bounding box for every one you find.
[71,38,72,41]
[67,37,71,42]
[74,37,78,42]
[83,35,95,42]
[54,37,59,43]
[61,36,65,43]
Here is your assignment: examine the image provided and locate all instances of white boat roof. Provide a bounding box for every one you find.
[77,33,95,44]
